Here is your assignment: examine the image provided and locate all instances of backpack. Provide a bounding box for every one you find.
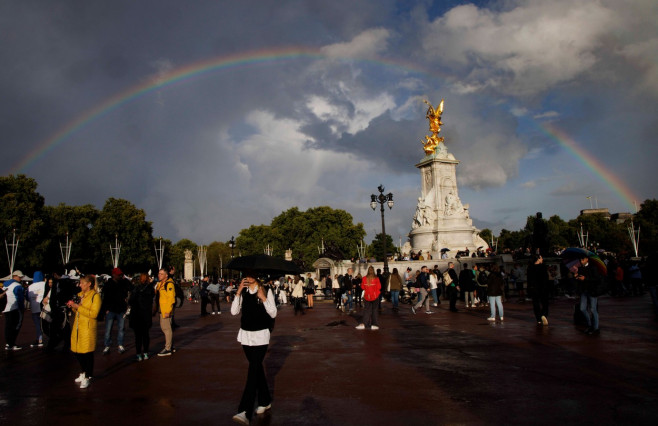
[477,271,488,285]
[443,270,453,286]
[172,280,185,308]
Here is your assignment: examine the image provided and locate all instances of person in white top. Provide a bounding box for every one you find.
[230,273,277,425]
[27,271,46,347]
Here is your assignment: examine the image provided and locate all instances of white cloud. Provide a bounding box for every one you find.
[306,91,395,135]
[533,111,560,120]
[422,1,621,96]
[321,28,390,58]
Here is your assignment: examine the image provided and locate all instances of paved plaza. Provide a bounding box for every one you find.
[2,294,658,425]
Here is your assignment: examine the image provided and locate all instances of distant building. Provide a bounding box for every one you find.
[611,212,633,224]
[580,208,611,218]
[579,208,634,224]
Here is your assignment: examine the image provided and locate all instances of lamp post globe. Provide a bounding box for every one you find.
[370,185,393,274]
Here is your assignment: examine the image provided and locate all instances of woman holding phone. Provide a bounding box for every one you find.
[231,272,277,425]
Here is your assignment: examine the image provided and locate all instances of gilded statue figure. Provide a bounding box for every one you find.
[421,99,445,156]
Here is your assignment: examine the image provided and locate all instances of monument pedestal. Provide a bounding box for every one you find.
[409,144,487,257]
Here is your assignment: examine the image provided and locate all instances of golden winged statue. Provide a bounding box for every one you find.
[421,99,445,155]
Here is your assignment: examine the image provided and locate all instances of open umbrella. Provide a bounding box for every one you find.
[226,254,301,275]
[560,247,607,276]
[440,248,450,252]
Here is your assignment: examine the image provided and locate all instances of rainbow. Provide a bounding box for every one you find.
[7,47,439,175]
[539,122,640,211]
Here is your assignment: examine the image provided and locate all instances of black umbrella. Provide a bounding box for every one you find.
[441,248,450,252]
[225,254,302,275]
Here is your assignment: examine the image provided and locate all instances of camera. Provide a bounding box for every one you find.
[71,295,81,305]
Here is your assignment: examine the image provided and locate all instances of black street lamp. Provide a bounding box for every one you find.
[370,184,394,274]
[228,236,236,281]
[229,236,236,259]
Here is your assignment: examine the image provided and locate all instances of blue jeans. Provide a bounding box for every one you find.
[580,293,599,330]
[489,296,503,318]
[390,290,400,308]
[344,292,353,310]
[104,311,126,347]
[430,288,439,304]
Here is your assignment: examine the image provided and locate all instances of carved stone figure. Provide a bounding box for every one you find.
[444,190,464,216]
[184,249,193,260]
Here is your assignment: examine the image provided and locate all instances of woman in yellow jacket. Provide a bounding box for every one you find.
[67,275,102,389]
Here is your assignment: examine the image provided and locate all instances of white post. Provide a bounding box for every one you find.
[110,234,121,268]
[628,221,640,257]
[197,246,207,278]
[154,237,165,270]
[60,232,72,266]
[5,229,19,275]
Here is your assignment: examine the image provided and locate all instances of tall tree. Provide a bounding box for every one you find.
[369,233,396,262]
[90,198,154,273]
[236,206,367,269]
[0,175,47,272]
[43,203,99,273]
[634,199,658,255]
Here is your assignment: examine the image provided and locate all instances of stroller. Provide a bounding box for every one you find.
[400,287,418,305]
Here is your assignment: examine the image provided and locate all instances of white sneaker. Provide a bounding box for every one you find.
[232,411,249,425]
[500,317,504,321]
[80,377,90,389]
[487,317,495,321]
[355,324,365,330]
[118,345,126,354]
[426,311,434,314]
[74,373,86,383]
[256,403,271,414]
[211,312,216,315]
[371,325,379,330]
[103,346,110,355]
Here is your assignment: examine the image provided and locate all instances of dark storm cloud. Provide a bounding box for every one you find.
[1,0,656,243]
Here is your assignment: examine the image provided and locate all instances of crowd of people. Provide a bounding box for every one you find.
[2,250,656,422]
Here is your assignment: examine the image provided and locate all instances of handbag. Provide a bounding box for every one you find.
[40,310,52,323]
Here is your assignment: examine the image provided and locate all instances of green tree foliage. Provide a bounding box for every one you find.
[0,175,47,272]
[634,199,658,255]
[43,203,99,273]
[236,206,366,269]
[369,233,396,262]
[91,198,154,273]
[498,228,530,252]
[207,241,232,280]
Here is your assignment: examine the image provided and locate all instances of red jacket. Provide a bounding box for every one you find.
[361,276,381,302]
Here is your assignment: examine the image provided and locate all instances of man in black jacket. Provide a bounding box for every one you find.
[102,268,131,354]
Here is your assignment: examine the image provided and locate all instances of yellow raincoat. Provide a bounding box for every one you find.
[70,289,102,354]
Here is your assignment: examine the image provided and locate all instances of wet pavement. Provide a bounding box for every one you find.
[1,294,658,425]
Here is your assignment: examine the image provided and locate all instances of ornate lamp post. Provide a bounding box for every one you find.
[370,185,394,273]
[228,236,236,281]
[229,236,236,259]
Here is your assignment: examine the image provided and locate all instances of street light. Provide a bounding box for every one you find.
[229,236,235,259]
[228,236,236,281]
[370,184,394,274]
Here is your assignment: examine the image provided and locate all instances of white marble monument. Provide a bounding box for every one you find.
[184,249,194,281]
[408,100,488,257]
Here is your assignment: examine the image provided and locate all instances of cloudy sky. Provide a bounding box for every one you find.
[2,0,656,247]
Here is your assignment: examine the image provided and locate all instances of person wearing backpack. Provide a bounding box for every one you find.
[156,268,176,356]
[67,275,102,389]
